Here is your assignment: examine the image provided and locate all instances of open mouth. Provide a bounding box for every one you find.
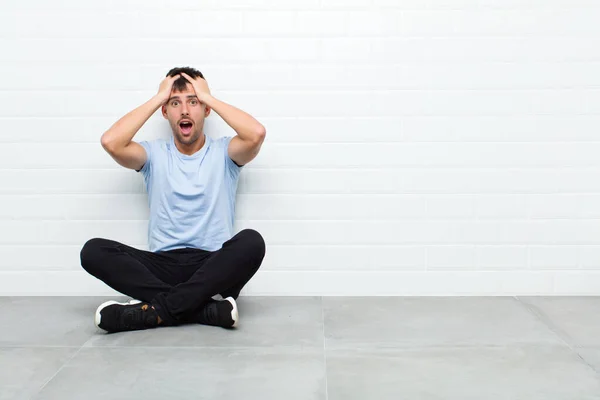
[179,120,193,135]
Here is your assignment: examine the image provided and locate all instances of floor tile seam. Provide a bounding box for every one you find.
[31,336,94,398]
[514,296,576,344]
[77,344,326,351]
[514,296,599,375]
[514,296,580,342]
[324,343,584,352]
[574,345,600,376]
[0,344,87,349]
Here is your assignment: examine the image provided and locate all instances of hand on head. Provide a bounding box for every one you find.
[157,74,181,105]
[179,72,211,103]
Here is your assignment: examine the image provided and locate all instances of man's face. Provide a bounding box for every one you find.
[162,83,210,146]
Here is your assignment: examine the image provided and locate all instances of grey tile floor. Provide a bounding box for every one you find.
[1,296,600,399]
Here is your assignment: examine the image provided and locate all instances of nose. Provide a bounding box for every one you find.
[180,102,190,116]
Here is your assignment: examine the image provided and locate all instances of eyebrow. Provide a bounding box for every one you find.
[168,95,198,102]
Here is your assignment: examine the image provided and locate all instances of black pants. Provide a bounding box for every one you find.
[80,229,265,325]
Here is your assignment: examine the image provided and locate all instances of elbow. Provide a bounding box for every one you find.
[254,125,266,143]
[237,126,266,147]
[100,135,112,150]
[100,134,120,153]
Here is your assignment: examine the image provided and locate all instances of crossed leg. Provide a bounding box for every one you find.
[80,229,265,326]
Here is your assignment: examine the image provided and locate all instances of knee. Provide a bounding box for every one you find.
[80,238,110,276]
[237,229,266,263]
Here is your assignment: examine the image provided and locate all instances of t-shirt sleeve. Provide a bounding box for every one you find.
[135,140,152,175]
[222,136,243,180]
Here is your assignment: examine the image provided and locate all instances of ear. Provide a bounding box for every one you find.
[161,105,168,118]
[205,106,211,117]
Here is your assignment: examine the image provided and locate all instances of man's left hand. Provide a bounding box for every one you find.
[179,72,212,104]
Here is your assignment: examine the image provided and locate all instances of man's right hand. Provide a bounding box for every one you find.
[156,74,181,105]
[101,74,182,156]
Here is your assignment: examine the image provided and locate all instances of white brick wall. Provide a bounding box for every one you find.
[1,0,599,295]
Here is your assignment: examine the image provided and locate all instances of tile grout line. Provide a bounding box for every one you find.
[55,344,327,350]
[0,344,88,349]
[322,296,329,400]
[514,295,600,375]
[31,335,95,399]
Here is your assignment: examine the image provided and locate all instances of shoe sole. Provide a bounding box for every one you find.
[94,299,141,328]
[224,297,239,328]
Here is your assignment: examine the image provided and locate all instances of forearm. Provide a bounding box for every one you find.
[202,95,265,142]
[101,95,164,150]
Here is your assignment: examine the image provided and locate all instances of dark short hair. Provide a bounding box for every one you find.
[166,67,205,92]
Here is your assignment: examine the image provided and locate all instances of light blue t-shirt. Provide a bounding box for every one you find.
[136,134,243,253]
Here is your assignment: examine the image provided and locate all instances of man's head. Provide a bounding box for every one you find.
[162,67,211,148]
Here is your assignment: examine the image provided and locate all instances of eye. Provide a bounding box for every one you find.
[190,99,198,105]
[171,101,179,106]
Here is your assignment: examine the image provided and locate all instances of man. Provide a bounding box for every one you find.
[80,67,266,334]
